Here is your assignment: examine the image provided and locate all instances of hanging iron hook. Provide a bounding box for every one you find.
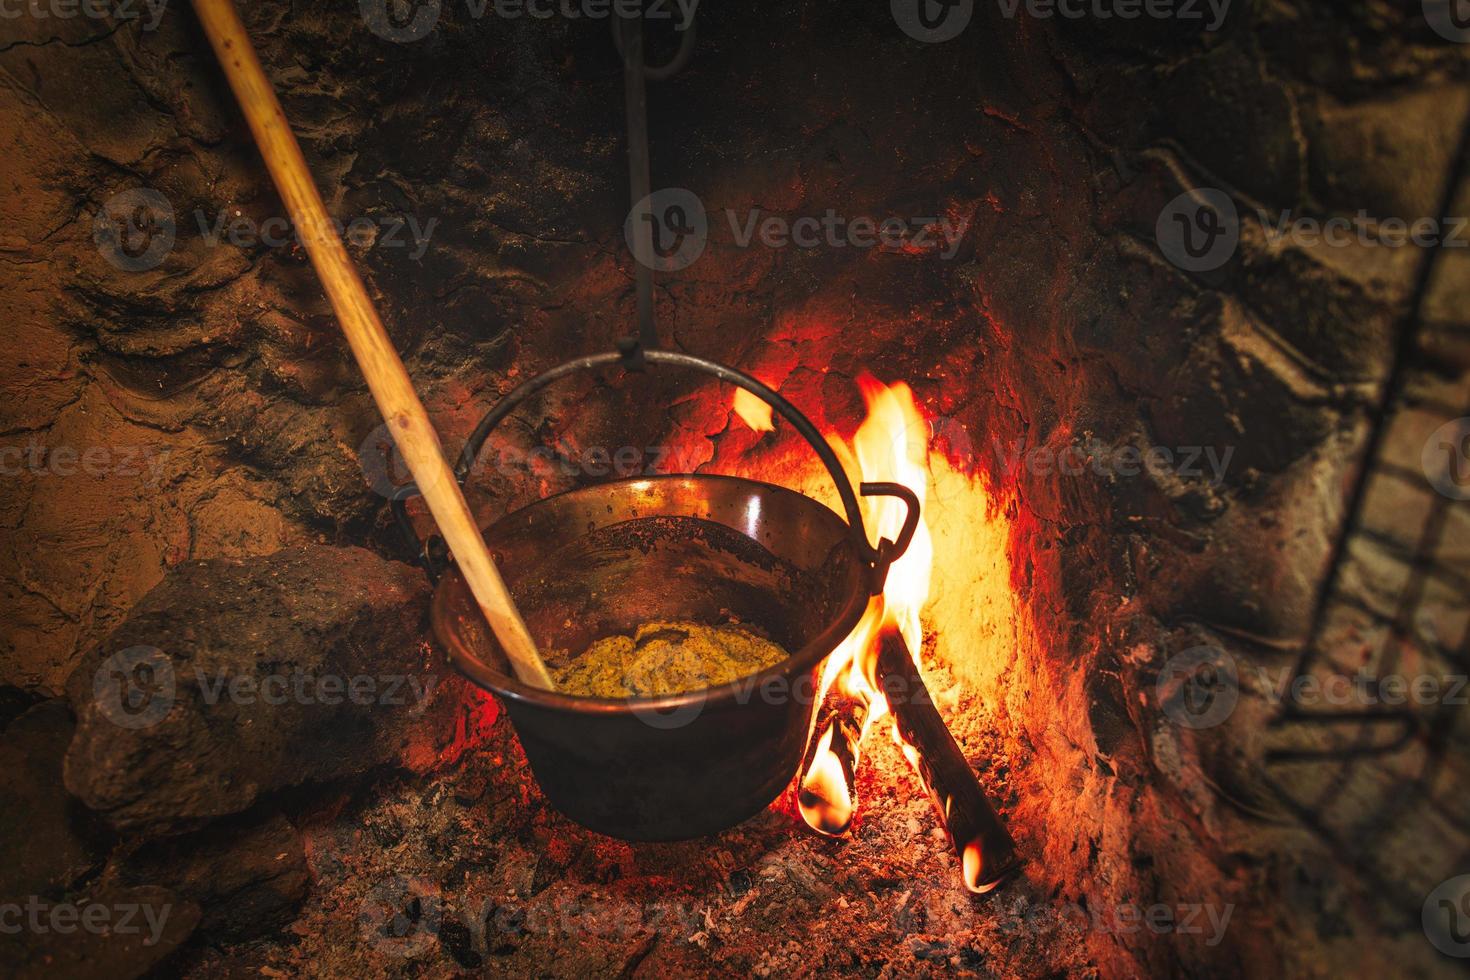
[612,3,697,81]
[616,2,696,357]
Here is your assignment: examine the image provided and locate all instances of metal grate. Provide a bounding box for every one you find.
[1263,109,1470,918]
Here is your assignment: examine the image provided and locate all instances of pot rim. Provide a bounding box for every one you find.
[431,473,871,716]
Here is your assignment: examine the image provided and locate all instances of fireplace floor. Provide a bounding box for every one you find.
[174,689,1062,978]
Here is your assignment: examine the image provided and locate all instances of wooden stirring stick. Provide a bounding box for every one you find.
[189,0,555,690]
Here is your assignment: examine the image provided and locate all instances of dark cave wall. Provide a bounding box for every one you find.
[2,1,1467,975]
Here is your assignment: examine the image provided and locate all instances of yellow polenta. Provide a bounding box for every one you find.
[554,620,788,698]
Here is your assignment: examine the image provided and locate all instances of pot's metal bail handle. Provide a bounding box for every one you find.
[859,481,920,594]
[391,483,451,581]
[390,348,921,592]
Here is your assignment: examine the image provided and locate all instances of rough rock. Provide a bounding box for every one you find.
[110,809,309,940]
[63,545,466,835]
[0,701,108,901]
[0,885,199,980]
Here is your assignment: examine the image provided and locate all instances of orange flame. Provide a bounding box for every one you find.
[731,371,1018,892]
[735,375,938,835]
[796,725,855,834]
[732,387,775,433]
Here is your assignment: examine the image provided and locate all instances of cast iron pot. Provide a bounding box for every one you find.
[396,350,916,841]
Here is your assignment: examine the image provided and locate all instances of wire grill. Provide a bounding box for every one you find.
[1263,114,1470,916]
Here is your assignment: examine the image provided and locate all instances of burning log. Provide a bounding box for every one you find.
[797,690,872,835]
[873,625,1020,894]
[797,616,1021,894]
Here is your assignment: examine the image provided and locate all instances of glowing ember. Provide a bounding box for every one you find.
[732,387,775,433]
